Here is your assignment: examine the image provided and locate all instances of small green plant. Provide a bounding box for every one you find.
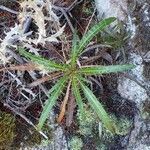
[18,17,135,133]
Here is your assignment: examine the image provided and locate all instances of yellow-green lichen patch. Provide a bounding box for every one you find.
[0,111,16,150]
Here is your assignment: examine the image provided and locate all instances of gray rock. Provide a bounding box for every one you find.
[118,77,148,107]
[118,53,149,108]
[95,0,127,21]
[127,114,150,150]
[95,0,150,150]
[52,127,68,150]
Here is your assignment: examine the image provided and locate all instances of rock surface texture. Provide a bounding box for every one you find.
[95,0,150,150]
[32,126,68,150]
[95,0,128,21]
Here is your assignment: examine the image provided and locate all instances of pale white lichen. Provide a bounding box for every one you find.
[69,136,83,150]
[0,24,19,63]
[19,0,63,45]
[0,0,64,64]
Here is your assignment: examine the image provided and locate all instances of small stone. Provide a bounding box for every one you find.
[118,77,148,107]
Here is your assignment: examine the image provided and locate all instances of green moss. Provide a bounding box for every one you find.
[98,115,132,136]
[69,136,83,150]
[91,115,132,149]
[77,105,132,149]
[100,115,132,136]
[77,106,98,136]
[96,144,107,150]
[111,116,132,135]
[0,111,16,150]
[75,106,132,150]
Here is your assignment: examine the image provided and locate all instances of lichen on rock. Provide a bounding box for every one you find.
[77,106,98,136]
[69,136,83,150]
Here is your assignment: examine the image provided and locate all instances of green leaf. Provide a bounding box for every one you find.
[72,77,84,114]
[78,64,135,75]
[74,17,116,60]
[71,31,80,66]
[76,75,91,85]
[79,81,117,134]
[71,31,80,54]
[18,47,68,71]
[37,76,68,130]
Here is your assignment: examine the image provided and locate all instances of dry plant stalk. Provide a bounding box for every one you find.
[0,63,38,72]
[57,81,71,123]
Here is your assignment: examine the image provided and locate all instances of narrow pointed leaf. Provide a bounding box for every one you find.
[71,31,80,53]
[76,75,91,84]
[79,81,117,134]
[71,31,80,66]
[37,76,68,130]
[72,77,84,114]
[74,17,116,60]
[78,64,135,75]
[18,47,68,71]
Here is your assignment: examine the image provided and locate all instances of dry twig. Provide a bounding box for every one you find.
[0,5,18,14]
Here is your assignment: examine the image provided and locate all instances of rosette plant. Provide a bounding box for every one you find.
[18,17,134,134]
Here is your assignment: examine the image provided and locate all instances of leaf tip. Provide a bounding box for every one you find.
[125,64,136,70]
[130,64,136,69]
